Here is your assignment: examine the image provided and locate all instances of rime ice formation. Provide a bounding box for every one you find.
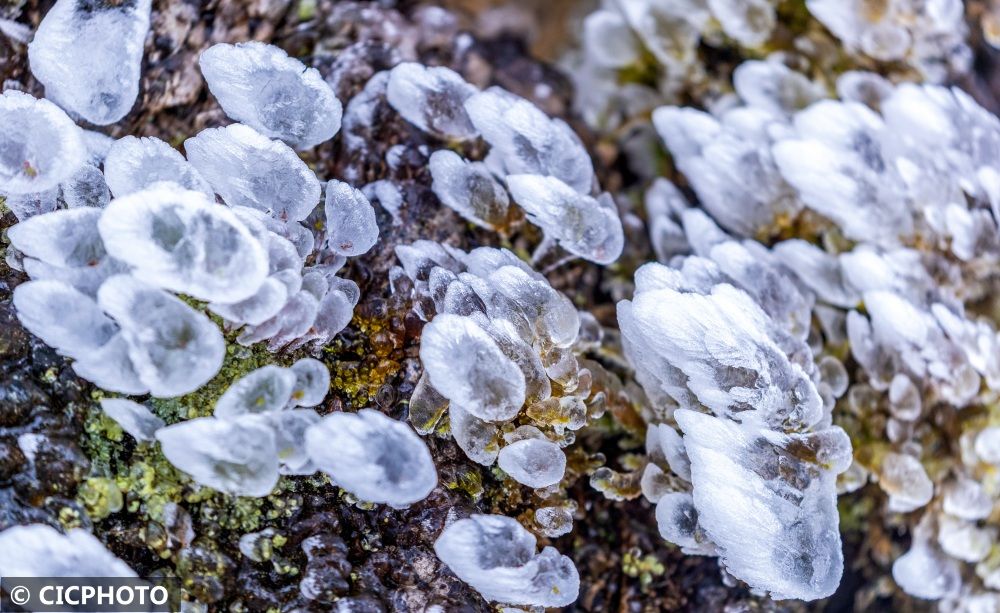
[62,164,111,209]
[305,409,437,507]
[618,258,852,600]
[0,91,85,198]
[184,124,322,222]
[199,42,342,149]
[28,0,151,125]
[386,62,479,141]
[434,514,580,607]
[103,136,213,198]
[0,524,137,577]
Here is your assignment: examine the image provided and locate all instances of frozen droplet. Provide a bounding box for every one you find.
[429,150,510,229]
[28,0,151,124]
[269,408,321,475]
[199,42,342,149]
[13,279,117,362]
[892,534,961,600]
[943,478,993,521]
[534,506,574,538]
[420,314,526,421]
[433,514,580,607]
[386,62,479,141]
[305,408,437,507]
[449,402,500,466]
[497,438,566,488]
[214,365,297,419]
[888,374,922,421]
[0,90,85,196]
[975,426,1000,464]
[100,398,164,442]
[879,452,934,513]
[185,124,321,222]
[655,491,713,555]
[156,415,279,497]
[732,60,822,116]
[98,184,269,303]
[323,179,379,256]
[97,274,225,397]
[103,136,212,198]
[937,514,994,563]
[708,0,776,48]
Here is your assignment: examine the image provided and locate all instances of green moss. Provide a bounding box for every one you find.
[79,477,125,520]
[622,549,666,587]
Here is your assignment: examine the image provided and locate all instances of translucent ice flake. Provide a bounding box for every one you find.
[497,438,566,488]
[419,314,526,422]
[465,87,595,194]
[0,91,85,196]
[98,275,225,397]
[892,519,962,600]
[386,62,478,141]
[98,184,268,303]
[878,452,934,513]
[62,164,110,209]
[156,415,279,497]
[184,124,321,222]
[433,514,580,607]
[289,358,330,407]
[323,179,378,256]
[655,491,713,555]
[28,0,151,124]
[13,279,117,362]
[305,409,437,507]
[429,150,511,229]
[0,524,137,577]
[675,409,847,601]
[214,365,297,419]
[199,42,342,149]
[506,175,623,264]
[732,60,824,116]
[103,136,212,198]
[100,398,164,442]
[707,0,776,48]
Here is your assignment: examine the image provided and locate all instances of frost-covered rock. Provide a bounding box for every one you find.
[434,514,579,607]
[0,91,85,197]
[100,398,164,442]
[323,179,379,256]
[185,124,321,222]
[103,136,212,198]
[497,438,566,488]
[305,409,437,507]
[98,184,269,303]
[506,175,624,264]
[386,62,478,141]
[0,524,137,577]
[465,87,595,194]
[28,0,151,124]
[199,42,342,149]
[156,415,279,497]
[429,150,510,229]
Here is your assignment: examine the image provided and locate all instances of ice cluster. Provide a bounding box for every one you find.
[382,63,623,263]
[0,524,137,577]
[434,514,579,607]
[630,54,1000,605]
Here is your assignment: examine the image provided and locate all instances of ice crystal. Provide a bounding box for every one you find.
[62,164,110,209]
[464,87,595,194]
[157,415,279,497]
[496,438,566,488]
[305,409,437,507]
[506,174,624,264]
[386,62,478,141]
[214,365,298,419]
[429,150,510,229]
[28,0,151,125]
[103,136,213,198]
[0,524,136,577]
[0,91,85,197]
[433,514,580,606]
[323,179,379,256]
[98,184,268,303]
[184,123,321,222]
[100,398,164,442]
[199,42,343,149]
